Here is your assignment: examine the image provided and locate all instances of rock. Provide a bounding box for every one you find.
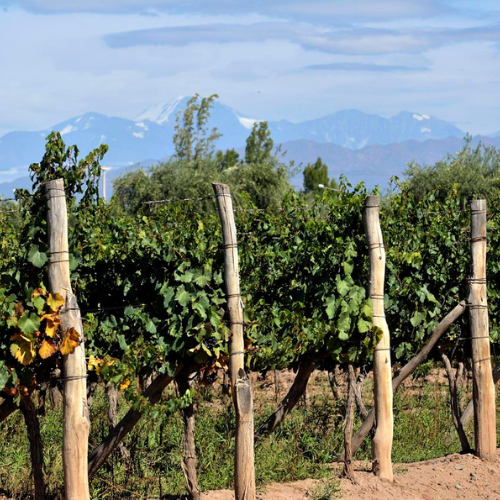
[455,484,462,490]
[455,465,464,470]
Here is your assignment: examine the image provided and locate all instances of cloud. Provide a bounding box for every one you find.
[0,0,452,20]
[104,21,500,56]
[302,62,429,72]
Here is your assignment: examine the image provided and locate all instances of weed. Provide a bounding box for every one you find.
[306,476,341,500]
[0,371,498,498]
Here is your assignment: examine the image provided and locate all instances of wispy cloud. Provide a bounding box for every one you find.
[302,62,429,72]
[104,22,500,56]
[0,0,451,20]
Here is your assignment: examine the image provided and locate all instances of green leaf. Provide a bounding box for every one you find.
[145,319,157,334]
[0,362,10,390]
[358,318,371,334]
[28,246,48,268]
[18,312,41,335]
[336,279,349,297]
[118,334,128,351]
[162,287,175,308]
[336,311,351,335]
[325,296,336,319]
[410,310,426,327]
[33,296,45,314]
[175,288,191,307]
[209,307,222,328]
[342,260,354,275]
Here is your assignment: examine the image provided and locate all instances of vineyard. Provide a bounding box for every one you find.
[0,133,499,499]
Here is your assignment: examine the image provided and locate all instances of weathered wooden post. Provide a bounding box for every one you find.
[364,195,393,481]
[213,183,256,500]
[468,199,496,461]
[343,363,356,481]
[177,375,201,500]
[46,179,90,500]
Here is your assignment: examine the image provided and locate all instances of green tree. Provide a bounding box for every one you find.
[403,137,500,203]
[245,122,274,164]
[215,148,240,171]
[113,98,292,214]
[173,94,222,164]
[303,157,331,193]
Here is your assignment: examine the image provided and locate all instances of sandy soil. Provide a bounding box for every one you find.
[202,450,500,500]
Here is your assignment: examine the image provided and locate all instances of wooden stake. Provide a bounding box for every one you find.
[213,183,256,500]
[89,366,182,478]
[364,195,393,481]
[438,347,471,452]
[460,362,500,429]
[339,300,466,461]
[20,395,45,500]
[45,179,90,500]
[343,363,357,482]
[468,200,496,461]
[255,356,319,439]
[177,375,201,500]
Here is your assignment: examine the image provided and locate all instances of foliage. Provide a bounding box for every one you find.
[4,126,500,498]
[403,137,500,203]
[113,105,293,215]
[245,121,274,165]
[238,182,381,371]
[0,131,107,400]
[172,93,221,165]
[306,476,341,500]
[303,157,338,194]
[0,373,482,498]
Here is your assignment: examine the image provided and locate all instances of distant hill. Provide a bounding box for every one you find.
[3,134,500,199]
[269,110,463,150]
[284,135,500,189]
[0,96,498,195]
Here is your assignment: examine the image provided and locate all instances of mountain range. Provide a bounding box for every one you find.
[0,96,497,197]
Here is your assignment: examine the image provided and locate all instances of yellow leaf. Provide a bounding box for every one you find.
[13,302,24,319]
[39,339,57,359]
[11,334,35,366]
[60,327,80,356]
[88,355,103,375]
[119,379,131,390]
[33,287,47,298]
[47,293,65,313]
[41,313,61,338]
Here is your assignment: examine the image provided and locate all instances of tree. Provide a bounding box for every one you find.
[303,157,330,194]
[403,137,500,203]
[245,122,274,165]
[216,149,240,171]
[173,94,222,165]
[113,98,292,214]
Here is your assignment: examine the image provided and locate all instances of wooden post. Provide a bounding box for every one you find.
[364,195,393,481]
[45,179,90,500]
[340,301,466,461]
[468,200,496,461]
[212,183,256,500]
[177,375,201,500]
[343,363,356,482]
[20,395,45,500]
[255,356,319,439]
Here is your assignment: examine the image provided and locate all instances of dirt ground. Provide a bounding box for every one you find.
[203,450,500,500]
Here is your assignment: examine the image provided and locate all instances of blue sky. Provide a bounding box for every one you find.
[1,0,500,136]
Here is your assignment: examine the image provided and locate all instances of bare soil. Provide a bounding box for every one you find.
[203,450,500,500]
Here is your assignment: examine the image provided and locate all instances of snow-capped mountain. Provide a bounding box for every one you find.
[0,95,491,191]
[268,110,463,149]
[135,96,254,150]
[135,95,185,125]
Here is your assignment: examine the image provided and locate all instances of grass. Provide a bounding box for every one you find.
[0,370,497,499]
